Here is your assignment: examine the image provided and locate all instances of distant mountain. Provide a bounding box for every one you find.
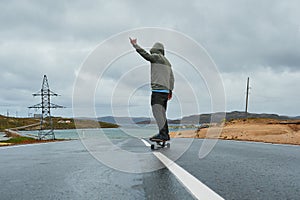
[98,111,299,125]
[137,111,296,125]
[97,116,152,125]
[224,111,293,121]
[290,116,300,120]
[170,111,293,124]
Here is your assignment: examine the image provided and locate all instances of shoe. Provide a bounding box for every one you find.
[150,134,170,141]
[150,134,161,141]
[165,134,170,141]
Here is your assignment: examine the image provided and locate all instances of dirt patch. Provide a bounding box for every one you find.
[171,119,300,145]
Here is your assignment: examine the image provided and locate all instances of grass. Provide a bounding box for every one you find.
[0,116,39,131]
[3,136,36,144]
[0,115,119,131]
[0,135,68,146]
[0,115,118,147]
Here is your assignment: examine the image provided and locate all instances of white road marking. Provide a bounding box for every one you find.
[141,138,151,147]
[141,139,224,200]
[0,143,50,149]
[0,140,72,150]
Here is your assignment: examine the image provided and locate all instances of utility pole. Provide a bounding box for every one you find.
[28,75,64,140]
[245,77,250,118]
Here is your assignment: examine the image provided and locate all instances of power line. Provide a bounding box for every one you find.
[28,75,65,140]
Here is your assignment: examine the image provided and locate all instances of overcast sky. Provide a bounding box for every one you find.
[0,0,299,119]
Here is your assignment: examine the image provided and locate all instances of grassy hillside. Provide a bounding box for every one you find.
[0,115,38,131]
[0,115,119,132]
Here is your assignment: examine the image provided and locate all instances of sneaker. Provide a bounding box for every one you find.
[150,134,170,141]
[165,134,170,141]
[160,133,170,141]
[150,134,161,141]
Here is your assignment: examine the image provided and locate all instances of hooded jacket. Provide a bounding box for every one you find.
[133,42,174,91]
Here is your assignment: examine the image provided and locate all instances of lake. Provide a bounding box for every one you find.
[1,124,194,141]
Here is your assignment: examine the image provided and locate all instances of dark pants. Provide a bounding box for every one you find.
[151,92,169,137]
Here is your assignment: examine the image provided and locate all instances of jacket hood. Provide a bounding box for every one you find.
[150,42,164,55]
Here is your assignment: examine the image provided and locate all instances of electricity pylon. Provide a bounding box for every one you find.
[28,75,64,140]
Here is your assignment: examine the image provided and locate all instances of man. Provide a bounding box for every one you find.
[130,38,174,141]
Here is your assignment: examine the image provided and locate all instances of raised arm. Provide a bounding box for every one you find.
[129,37,156,62]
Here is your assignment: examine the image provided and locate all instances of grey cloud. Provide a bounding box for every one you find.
[0,0,299,117]
[179,0,300,72]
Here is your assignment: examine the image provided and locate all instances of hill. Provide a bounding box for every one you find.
[170,111,295,124]
[135,111,299,125]
[0,115,119,132]
[170,118,300,145]
[97,116,151,124]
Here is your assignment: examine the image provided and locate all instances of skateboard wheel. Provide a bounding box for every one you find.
[166,143,170,148]
[151,144,155,150]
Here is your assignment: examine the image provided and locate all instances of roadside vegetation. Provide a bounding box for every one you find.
[0,115,119,132]
[0,115,119,146]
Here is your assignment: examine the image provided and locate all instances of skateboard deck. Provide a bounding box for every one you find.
[149,139,170,150]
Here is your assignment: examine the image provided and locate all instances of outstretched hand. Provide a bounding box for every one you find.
[129,37,137,45]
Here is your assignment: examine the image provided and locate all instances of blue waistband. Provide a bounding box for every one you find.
[152,89,169,93]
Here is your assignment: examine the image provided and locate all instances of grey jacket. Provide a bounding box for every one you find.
[133,42,174,91]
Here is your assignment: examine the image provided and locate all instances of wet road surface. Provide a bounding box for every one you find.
[0,138,299,199]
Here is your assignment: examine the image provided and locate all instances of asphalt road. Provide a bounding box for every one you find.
[0,138,299,200]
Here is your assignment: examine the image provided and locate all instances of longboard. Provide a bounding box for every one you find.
[149,139,170,150]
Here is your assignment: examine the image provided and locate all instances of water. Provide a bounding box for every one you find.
[18,125,158,140]
[0,132,9,141]
[16,124,191,140]
[0,122,194,142]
